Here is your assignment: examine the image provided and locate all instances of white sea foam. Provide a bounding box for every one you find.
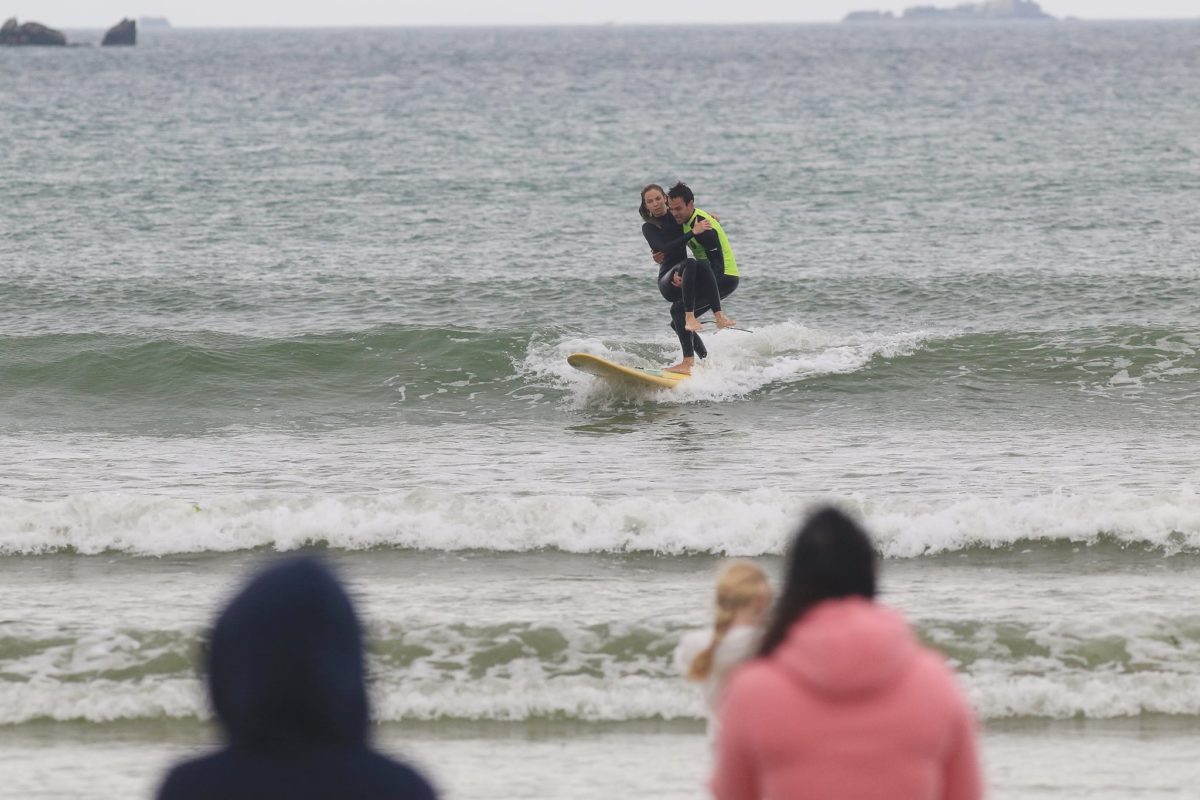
[9,610,1200,725]
[3,487,1200,557]
[371,675,700,722]
[0,488,1175,556]
[519,322,938,405]
[0,678,205,725]
[9,664,1200,725]
[865,487,1200,557]
[967,673,1200,719]
[0,676,700,726]
[378,670,1200,722]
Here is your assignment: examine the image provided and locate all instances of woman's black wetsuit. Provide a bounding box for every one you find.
[641,214,723,359]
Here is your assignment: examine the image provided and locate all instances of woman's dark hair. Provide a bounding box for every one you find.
[758,506,878,657]
[639,183,666,224]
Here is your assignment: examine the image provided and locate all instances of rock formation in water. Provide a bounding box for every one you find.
[102,18,137,46]
[0,18,67,45]
[845,10,896,21]
[845,1,1053,22]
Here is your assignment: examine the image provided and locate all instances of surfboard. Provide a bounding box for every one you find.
[567,353,690,389]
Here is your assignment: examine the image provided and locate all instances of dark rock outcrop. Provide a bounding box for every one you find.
[844,10,896,22]
[102,18,136,46]
[0,17,67,46]
[845,1,1054,22]
[904,2,1052,20]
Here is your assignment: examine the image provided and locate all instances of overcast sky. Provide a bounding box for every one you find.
[17,1,1200,29]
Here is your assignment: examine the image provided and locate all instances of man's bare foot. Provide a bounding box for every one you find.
[715,311,737,330]
[684,312,704,333]
[664,358,694,375]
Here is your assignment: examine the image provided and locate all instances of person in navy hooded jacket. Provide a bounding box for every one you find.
[157,556,437,800]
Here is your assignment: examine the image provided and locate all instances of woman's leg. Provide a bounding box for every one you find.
[688,260,722,314]
[712,273,738,329]
[679,260,715,333]
[657,264,683,303]
[690,274,740,328]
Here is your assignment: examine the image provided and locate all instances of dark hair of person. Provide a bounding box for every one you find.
[758,506,878,657]
[667,181,694,205]
[639,183,667,224]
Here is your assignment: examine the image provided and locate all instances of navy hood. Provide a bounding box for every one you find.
[207,557,369,750]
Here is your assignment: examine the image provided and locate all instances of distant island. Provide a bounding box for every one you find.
[845,1,1053,22]
[1,16,141,46]
[0,17,66,45]
[139,17,171,29]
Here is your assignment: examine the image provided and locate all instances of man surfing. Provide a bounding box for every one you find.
[652,182,740,373]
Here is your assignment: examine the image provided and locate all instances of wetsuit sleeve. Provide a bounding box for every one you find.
[642,222,695,254]
[691,227,725,271]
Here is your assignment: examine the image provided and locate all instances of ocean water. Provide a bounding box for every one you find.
[3,20,1200,799]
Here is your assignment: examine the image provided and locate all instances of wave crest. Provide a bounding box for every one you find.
[3,487,1200,557]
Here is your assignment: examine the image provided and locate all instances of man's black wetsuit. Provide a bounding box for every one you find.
[641,214,722,359]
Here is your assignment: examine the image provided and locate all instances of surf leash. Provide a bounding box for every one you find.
[702,322,755,334]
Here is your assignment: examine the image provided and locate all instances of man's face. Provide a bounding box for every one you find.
[668,196,694,224]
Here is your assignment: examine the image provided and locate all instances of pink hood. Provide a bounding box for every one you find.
[711,595,983,800]
[774,596,918,697]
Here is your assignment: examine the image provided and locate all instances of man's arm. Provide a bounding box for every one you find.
[691,226,725,272]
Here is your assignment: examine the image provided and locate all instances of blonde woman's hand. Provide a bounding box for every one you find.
[693,218,712,234]
[652,250,665,264]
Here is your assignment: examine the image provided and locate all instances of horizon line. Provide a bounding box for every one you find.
[50,16,1200,29]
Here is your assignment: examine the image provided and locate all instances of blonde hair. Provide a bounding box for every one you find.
[688,561,770,682]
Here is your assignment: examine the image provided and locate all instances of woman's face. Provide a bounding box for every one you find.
[643,188,667,217]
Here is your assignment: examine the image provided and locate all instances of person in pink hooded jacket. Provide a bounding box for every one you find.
[711,507,983,800]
